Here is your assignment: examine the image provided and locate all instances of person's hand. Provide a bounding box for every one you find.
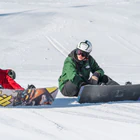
[91,75,98,81]
[88,77,98,85]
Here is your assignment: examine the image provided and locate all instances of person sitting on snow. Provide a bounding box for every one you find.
[58,40,119,97]
[0,69,35,90]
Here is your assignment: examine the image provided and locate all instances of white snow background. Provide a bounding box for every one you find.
[0,0,140,140]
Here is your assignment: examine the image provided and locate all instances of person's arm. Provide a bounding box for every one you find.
[89,56,104,79]
[6,75,24,90]
[64,58,83,86]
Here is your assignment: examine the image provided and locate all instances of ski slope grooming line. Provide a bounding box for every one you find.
[108,34,140,56]
[45,36,68,57]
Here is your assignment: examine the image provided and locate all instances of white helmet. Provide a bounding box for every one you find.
[77,40,92,53]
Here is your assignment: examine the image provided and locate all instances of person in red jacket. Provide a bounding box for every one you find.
[0,69,24,90]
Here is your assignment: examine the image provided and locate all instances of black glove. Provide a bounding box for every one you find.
[125,81,132,85]
[27,84,36,89]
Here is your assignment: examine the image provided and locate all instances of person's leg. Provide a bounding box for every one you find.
[61,81,79,97]
[99,75,119,85]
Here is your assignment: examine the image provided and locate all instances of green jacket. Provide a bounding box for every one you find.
[58,49,104,91]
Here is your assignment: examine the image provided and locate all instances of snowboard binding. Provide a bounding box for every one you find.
[125,81,132,85]
[13,88,34,106]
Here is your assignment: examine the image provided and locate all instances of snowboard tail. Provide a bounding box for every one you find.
[0,87,58,107]
[78,84,140,104]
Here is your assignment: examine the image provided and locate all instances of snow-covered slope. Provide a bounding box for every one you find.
[0,0,140,140]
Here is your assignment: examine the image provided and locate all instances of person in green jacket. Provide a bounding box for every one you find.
[58,40,119,97]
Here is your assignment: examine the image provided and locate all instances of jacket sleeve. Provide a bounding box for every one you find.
[89,56,104,77]
[64,58,84,86]
[6,75,24,90]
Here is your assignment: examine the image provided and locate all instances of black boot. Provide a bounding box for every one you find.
[99,75,119,85]
[125,81,132,85]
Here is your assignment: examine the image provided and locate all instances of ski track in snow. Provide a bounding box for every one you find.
[108,34,140,56]
[25,108,121,140]
[49,103,140,125]
[30,110,64,131]
[85,103,140,124]
[45,36,68,57]
[0,112,56,138]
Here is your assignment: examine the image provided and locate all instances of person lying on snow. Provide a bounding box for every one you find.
[0,68,35,90]
[58,40,119,97]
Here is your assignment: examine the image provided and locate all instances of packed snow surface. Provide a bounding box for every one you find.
[0,0,140,140]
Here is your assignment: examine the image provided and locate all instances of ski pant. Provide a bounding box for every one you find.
[61,75,119,97]
[61,81,79,97]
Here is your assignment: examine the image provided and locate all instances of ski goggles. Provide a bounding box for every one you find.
[76,49,89,58]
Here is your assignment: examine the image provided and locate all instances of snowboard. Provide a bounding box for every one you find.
[0,87,58,107]
[77,84,140,104]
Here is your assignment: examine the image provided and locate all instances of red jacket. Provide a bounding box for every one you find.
[0,69,24,90]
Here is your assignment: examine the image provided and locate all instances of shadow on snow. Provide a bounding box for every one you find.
[1,97,140,109]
